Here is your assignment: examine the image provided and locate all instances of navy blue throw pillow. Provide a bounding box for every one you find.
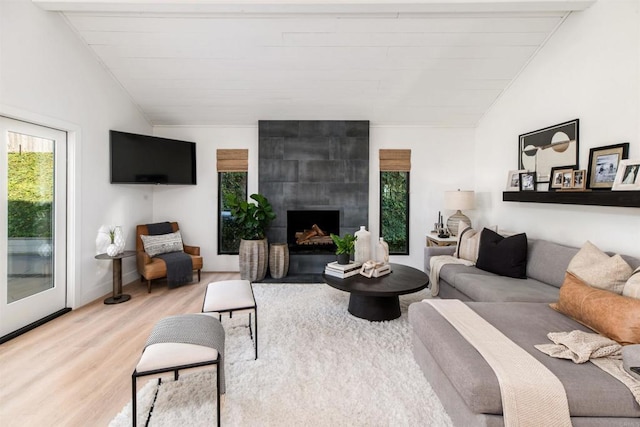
[476,228,528,278]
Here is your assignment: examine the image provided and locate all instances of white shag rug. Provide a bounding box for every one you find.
[110,283,453,427]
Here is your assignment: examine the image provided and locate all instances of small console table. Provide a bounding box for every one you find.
[95,250,136,304]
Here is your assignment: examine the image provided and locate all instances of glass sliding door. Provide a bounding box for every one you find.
[0,117,67,339]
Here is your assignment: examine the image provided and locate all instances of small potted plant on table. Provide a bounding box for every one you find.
[330,233,357,265]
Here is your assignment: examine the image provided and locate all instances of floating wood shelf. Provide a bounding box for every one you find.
[502,191,640,208]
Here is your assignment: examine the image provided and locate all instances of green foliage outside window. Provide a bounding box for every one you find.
[218,172,247,254]
[7,152,53,238]
[380,171,409,254]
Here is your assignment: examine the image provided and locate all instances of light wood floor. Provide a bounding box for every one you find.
[0,271,239,427]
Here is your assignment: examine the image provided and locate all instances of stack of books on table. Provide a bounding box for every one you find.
[324,261,362,279]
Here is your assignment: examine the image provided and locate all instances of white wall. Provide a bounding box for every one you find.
[371,126,475,268]
[475,0,640,256]
[152,126,259,271]
[154,125,475,270]
[1,0,153,306]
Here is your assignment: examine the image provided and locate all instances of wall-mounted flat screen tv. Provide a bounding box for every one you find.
[110,130,197,185]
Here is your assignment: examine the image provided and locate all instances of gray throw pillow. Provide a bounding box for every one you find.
[141,231,184,257]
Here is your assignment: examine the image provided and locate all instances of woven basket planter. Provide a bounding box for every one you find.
[269,243,289,279]
[239,238,268,281]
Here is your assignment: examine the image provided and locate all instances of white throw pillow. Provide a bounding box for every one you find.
[623,267,640,299]
[567,241,632,294]
[141,231,184,257]
[456,221,481,263]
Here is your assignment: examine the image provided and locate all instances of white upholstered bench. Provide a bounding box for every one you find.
[131,313,224,426]
[202,279,258,360]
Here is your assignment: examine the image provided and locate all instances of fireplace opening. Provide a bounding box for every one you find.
[287,210,339,254]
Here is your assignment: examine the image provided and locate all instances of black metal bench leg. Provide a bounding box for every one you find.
[216,361,221,427]
[132,373,137,427]
[254,307,258,360]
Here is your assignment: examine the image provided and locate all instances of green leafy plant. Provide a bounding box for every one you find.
[330,233,357,255]
[225,193,276,240]
[105,227,116,244]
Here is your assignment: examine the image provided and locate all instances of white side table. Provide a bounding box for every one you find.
[426,233,457,247]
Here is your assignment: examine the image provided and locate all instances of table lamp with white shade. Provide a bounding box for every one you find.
[444,190,475,236]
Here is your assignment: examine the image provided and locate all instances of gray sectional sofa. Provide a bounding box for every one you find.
[409,238,640,426]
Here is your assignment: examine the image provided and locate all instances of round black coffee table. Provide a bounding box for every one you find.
[322,263,429,321]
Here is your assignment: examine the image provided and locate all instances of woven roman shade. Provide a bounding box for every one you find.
[379,149,411,172]
[217,149,248,172]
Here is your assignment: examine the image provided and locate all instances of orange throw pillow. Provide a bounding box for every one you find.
[550,272,640,345]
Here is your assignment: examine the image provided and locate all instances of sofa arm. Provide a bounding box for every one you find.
[424,246,456,273]
[184,245,200,256]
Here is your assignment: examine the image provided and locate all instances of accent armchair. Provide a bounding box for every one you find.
[136,222,203,292]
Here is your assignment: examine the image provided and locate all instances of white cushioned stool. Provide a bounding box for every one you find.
[132,313,224,427]
[202,280,258,360]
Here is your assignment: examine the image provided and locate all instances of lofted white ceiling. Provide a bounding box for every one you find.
[36,1,594,127]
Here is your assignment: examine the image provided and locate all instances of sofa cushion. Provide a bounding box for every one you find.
[454,273,559,303]
[455,221,481,262]
[476,228,528,278]
[526,239,579,289]
[551,272,640,345]
[437,265,495,289]
[141,231,184,257]
[567,241,632,294]
[623,267,640,299]
[409,301,640,417]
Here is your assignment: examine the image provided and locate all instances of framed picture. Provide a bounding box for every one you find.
[549,165,577,191]
[572,169,586,190]
[519,172,536,191]
[587,142,629,190]
[506,169,527,191]
[612,159,640,191]
[519,119,579,183]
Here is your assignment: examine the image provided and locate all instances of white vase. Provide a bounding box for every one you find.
[106,243,119,257]
[376,237,389,265]
[113,226,126,254]
[354,226,371,264]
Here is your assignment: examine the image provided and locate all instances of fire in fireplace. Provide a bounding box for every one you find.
[287,210,340,253]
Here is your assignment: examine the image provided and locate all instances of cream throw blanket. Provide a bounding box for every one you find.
[424,299,572,427]
[428,255,474,297]
[535,330,640,404]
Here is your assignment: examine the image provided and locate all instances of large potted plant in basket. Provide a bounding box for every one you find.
[226,193,276,281]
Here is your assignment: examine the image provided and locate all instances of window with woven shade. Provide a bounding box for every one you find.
[379,149,411,255]
[217,149,248,254]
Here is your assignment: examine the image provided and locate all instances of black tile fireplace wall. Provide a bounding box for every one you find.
[259,120,369,275]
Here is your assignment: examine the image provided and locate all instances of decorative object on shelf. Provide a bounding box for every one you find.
[269,243,289,279]
[613,159,640,191]
[444,190,475,236]
[519,172,536,191]
[226,193,276,281]
[571,170,586,190]
[519,119,579,183]
[376,237,389,265]
[330,233,357,265]
[550,165,577,191]
[587,143,629,190]
[506,169,527,191]
[354,226,371,264]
